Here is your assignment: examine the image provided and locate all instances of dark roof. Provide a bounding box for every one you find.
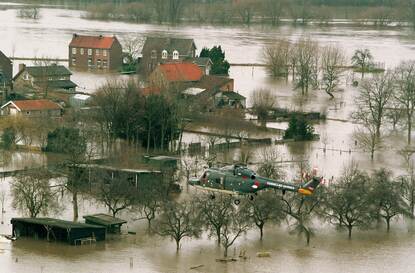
[184,57,212,67]
[48,80,77,89]
[193,75,233,91]
[83,214,127,227]
[11,217,105,229]
[25,65,72,77]
[221,91,246,100]
[70,34,118,49]
[0,50,11,65]
[142,37,196,56]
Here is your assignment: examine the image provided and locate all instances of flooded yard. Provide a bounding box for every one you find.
[1,2,415,272]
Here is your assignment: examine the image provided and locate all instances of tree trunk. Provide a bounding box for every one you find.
[259,225,264,240]
[386,218,390,232]
[176,240,180,252]
[224,245,228,258]
[348,225,352,239]
[216,228,221,245]
[408,115,412,145]
[73,191,78,222]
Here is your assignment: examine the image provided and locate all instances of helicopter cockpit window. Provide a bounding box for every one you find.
[251,175,256,180]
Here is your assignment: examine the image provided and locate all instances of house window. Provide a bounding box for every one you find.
[103,50,107,57]
[151,50,157,59]
[26,111,30,115]
[173,50,179,60]
[97,59,101,68]
[162,50,168,59]
[88,49,92,56]
[88,58,93,66]
[72,58,76,66]
[72,47,77,55]
[103,60,107,67]
[96,49,100,56]
[80,48,84,55]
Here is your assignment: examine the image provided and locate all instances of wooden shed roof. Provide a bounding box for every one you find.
[83,214,127,227]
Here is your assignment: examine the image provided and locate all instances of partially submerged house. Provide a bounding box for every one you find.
[69,34,123,71]
[11,218,106,245]
[1,99,63,117]
[13,64,77,93]
[83,214,127,233]
[141,37,196,74]
[215,91,246,109]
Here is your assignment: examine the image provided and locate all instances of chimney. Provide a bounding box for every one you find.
[18,63,26,72]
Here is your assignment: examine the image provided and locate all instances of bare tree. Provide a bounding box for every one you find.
[242,191,285,240]
[394,61,415,145]
[354,72,394,139]
[220,205,251,258]
[122,36,143,69]
[155,200,202,251]
[320,163,375,239]
[199,194,235,245]
[95,173,138,217]
[320,45,345,99]
[168,0,185,24]
[294,38,319,95]
[263,0,284,25]
[11,168,59,218]
[251,89,278,126]
[235,0,256,25]
[351,48,374,79]
[256,147,285,180]
[263,40,290,77]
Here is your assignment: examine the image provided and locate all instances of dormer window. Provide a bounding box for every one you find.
[162,50,168,59]
[151,50,157,59]
[173,50,179,60]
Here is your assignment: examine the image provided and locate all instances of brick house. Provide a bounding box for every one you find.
[13,64,77,93]
[0,50,12,89]
[141,37,196,74]
[1,99,63,117]
[69,34,123,71]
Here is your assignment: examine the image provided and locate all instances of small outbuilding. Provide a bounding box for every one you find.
[83,213,127,233]
[11,217,106,245]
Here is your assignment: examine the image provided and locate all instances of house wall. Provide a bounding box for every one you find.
[5,106,62,118]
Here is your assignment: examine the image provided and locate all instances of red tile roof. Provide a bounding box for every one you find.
[158,63,203,82]
[9,100,62,111]
[69,34,116,49]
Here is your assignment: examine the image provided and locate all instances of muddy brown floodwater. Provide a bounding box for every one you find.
[2,3,415,273]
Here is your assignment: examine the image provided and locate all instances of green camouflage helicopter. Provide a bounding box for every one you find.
[189,164,322,204]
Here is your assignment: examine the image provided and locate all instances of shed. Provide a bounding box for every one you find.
[11,217,106,245]
[148,155,179,170]
[83,213,127,233]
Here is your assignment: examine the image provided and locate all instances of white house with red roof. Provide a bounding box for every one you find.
[1,99,63,117]
[69,34,123,71]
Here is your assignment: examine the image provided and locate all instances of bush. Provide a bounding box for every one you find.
[1,127,16,149]
[45,127,86,155]
[283,116,315,141]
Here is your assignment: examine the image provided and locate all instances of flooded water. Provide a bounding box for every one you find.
[1,3,415,272]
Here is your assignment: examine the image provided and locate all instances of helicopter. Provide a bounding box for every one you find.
[188,164,322,204]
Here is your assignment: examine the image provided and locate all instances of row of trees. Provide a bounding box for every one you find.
[10,156,415,257]
[263,38,347,98]
[80,0,415,27]
[353,61,415,159]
